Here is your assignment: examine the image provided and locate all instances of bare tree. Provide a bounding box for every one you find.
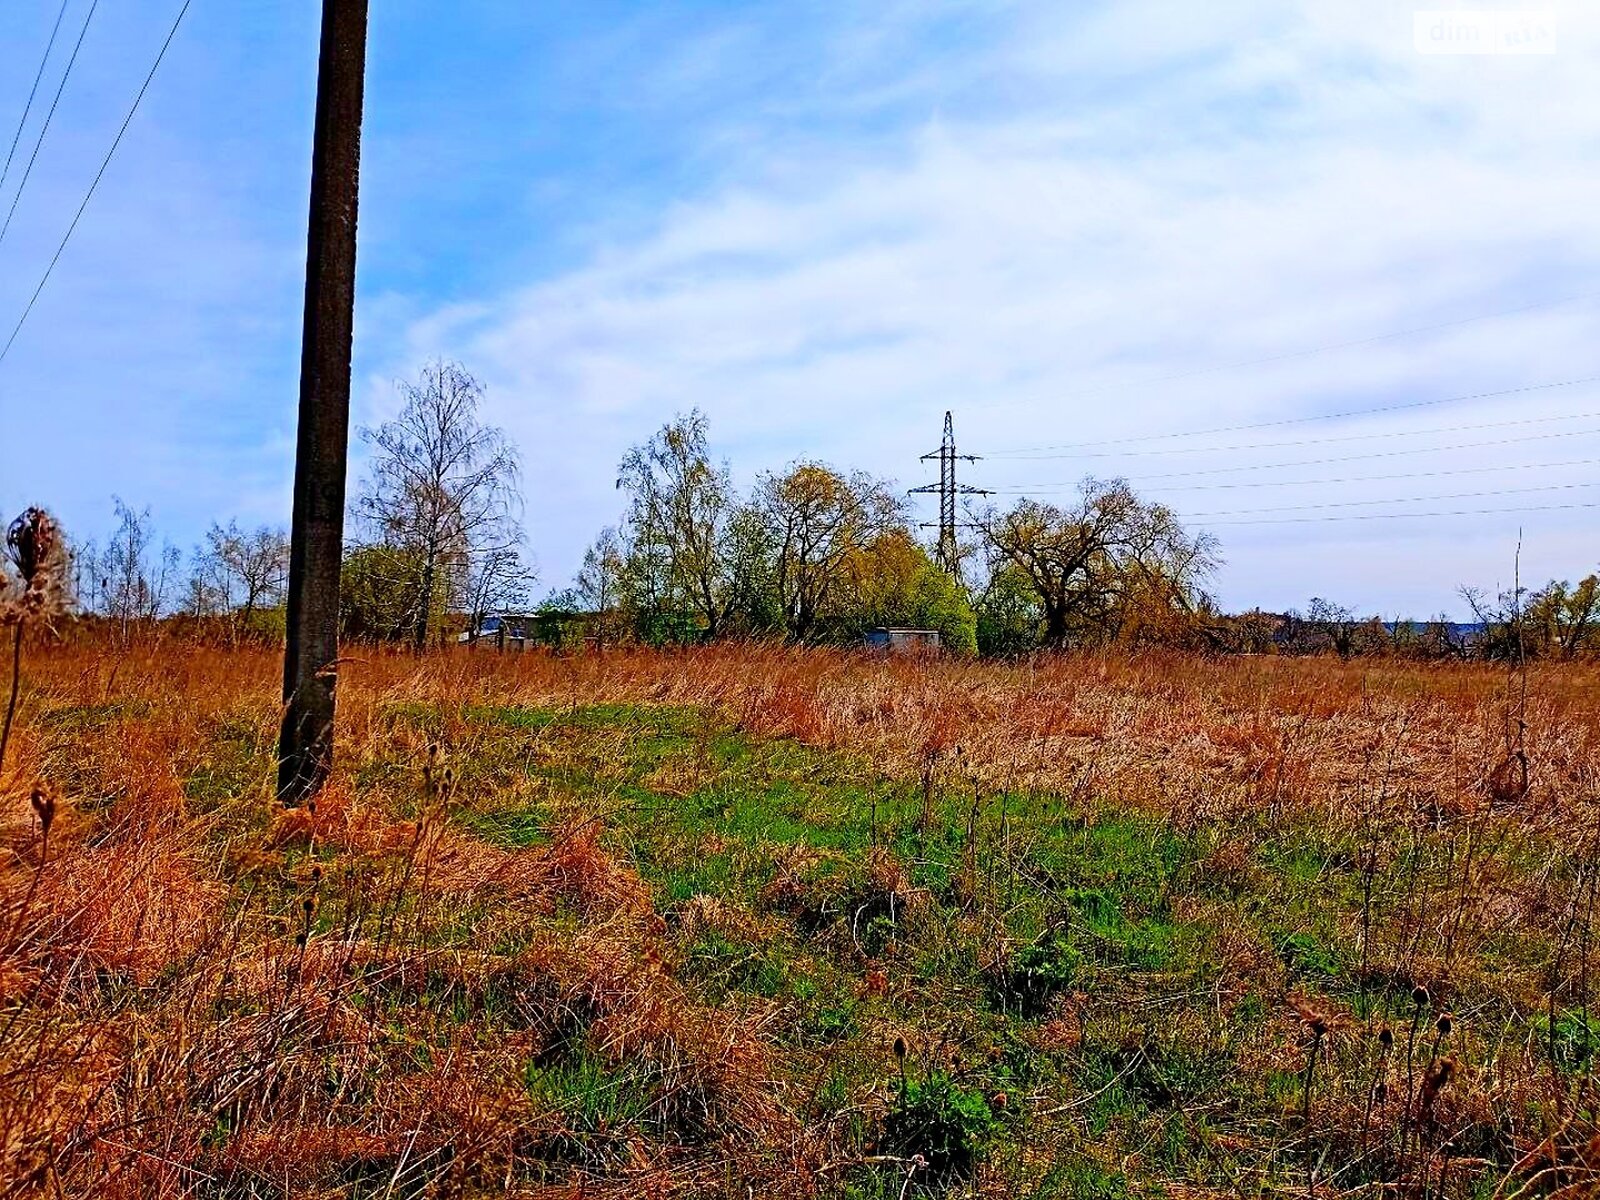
[356,361,522,649]
[183,563,227,619]
[462,543,537,638]
[100,499,180,639]
[575,525,628,645]
[199,521,291,628]
[70,536,103,616]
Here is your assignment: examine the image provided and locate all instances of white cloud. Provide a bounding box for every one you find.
[387,1,1600,612]
[7,0,1595,615]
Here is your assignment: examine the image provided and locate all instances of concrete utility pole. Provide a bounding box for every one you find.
[278,0,369,805]
[910,411,990,575]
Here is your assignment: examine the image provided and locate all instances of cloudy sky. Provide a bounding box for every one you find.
[0,1,1595,616]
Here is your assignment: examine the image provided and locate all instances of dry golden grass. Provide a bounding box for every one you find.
[1,634,1598,1197]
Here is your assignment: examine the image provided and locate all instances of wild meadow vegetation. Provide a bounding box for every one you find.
[3,631,1598,1198]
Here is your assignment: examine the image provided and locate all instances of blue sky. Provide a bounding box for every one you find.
[0,1,1596,616]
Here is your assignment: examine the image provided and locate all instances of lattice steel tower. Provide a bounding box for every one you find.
[910,411,990,575]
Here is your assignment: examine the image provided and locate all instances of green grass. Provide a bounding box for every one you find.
[320,698,1585,1197]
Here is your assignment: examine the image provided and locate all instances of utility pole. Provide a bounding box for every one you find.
[278,0,369,805]
[910,411,990,575]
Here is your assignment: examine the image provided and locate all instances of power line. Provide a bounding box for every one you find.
[0,0,191,371]
[0,0,72,199]
[0,0,99,249]
[1185,481,1593,519]
[985,455,1600,495]
[1199,501,1600,527]
[973,296,1596,413]
[990,375,1600,454]
[992,405,1600,462]
[1107,425,1600,483]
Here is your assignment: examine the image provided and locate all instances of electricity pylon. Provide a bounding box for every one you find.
[910,411,990,575]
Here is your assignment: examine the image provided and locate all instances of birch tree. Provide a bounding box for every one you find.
[356,361,522,648]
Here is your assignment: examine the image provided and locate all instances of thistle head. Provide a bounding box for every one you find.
[1290,993,1335,1039]
[2,508,71,626]
[6,508,55,583]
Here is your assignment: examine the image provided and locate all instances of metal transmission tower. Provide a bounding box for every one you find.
[910,411,990,574]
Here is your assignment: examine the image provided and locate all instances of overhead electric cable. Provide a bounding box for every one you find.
[990,375,1600,454]
[0,0,99,249]
[1118,426,1600,482]
[1199,501,1600,527]
[983,455,1600,495]
[994,406,1600,461]
[0,0,72,199]
[1184,481,1593,518]
[0,0,192,370]
[974,297,1597,413]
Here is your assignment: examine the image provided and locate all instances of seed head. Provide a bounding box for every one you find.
[2,508,71,626]
[892,1036,907,1062]
[6,509,54,583]
[1291,994,1335,1039]
[1436,1013,1453,1037]
[30,785,55,837]
[1411,985,1430,1008]
[1378,1027,1394,1047]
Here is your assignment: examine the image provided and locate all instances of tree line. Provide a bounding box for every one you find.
[549,408,1219,656]
[70,361,533,648]
[62,359,1600,661]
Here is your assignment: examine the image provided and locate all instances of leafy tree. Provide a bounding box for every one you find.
[719,503,785,637]
[755,462,902,641]
[616,411,740,638]
[1526,575,1600,659]
[1464,574,1600,661]
[841,529,977,654]
[974,560,1044,657]
[575,525,631,645]
[976,480,1218,649]
[340,544,446,642]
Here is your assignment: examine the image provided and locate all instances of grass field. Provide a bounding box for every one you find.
[2,638,1598,1197]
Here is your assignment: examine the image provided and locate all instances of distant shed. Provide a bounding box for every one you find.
[864,628,941,655]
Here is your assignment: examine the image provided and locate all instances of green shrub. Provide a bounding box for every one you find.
[1537,1008,1600,1074]
[994,931,1081,1017]
[883,1070,997,1177]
